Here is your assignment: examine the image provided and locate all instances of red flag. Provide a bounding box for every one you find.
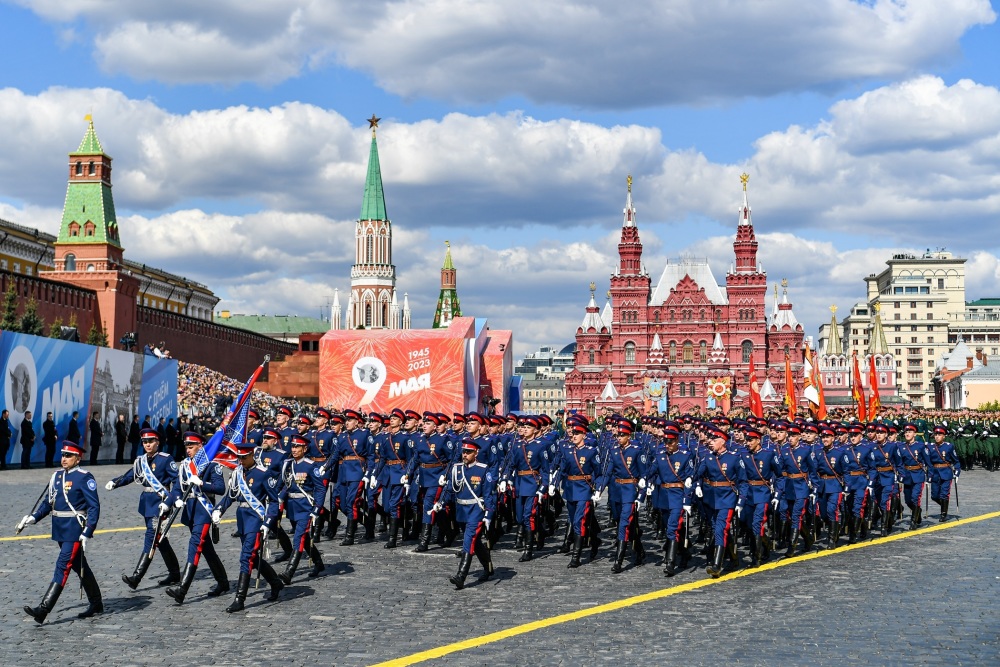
[803,342,827,420]
[868,355,881,422]
[852,351,867,423]
[784,352,797,420]
[748,351,763,418]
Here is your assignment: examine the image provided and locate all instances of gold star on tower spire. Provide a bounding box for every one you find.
[367,113,381,136]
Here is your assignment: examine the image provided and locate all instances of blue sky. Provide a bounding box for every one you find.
[1,1,999,356]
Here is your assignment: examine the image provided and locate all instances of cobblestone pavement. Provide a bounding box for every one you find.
[1,466,997,666]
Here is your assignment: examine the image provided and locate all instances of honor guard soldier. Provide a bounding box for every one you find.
[868,423,902,536]
[275,406,296,450]
[164,432,230,604]
[596,421,649,573]
[325,408,373,545]
[841,423,874,543]
[558,421,603,568]
[374,409,413,548]
[648,423,695,575]
[777,423,817,557]
[276,434,328,582]
[440,438,496,589]
[409,412,454,552]
[246,409,263,447]
[738,426,780,565]
[812,426,846,549]
[503,416,551,562]
[107,428,182,588]
[692,426,749,578]
[927,425,961,521]
[212,440,285,611]
[257,427,294,561]
[18,441,103,623]
[898,424,931,528]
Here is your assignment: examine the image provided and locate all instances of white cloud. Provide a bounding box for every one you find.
[13,1,995,105]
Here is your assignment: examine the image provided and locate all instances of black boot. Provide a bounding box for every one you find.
[664,540,678,577]
[568,534,583,569]
[77,567,104,619]
[449,553,473,590]
[24,582,63,624]
[828,518,841,549]
[705,545,725,578]
[166,563,197,604]
[589,534,602,561]
[206,552,229,597]
[633,536,645,566]
[785,529,800,557]
[519,531,534,562]
[122,552,153,590]
[747,535,759,568]
[611,541,627,573]
[259,559,284,601]
[940,499,949,522]
[341,520,357,546]
[273,525,293,563]
[415,523,433,552]
[308,545,324,578]
[363,511,377,541]
[514,527,525,551]
[226,573,250,613]
[384,519,399,549]
[475,548,494,581]
[279,551,304,585]
[158,540,181,585]
[323,513,341,540]
[559,523,573,554]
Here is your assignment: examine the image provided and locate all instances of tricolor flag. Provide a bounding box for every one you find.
[868,355,881,422]
[189,358,269,473]
[784,352,797,420]
[802,342,827,420]
[747,351,764,418]
[852,351,868,423]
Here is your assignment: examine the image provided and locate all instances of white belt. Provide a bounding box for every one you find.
[457,499,480,506]
[238,502,254,509]
[52,510,84,518]
[141,486,159,494]
[288,492,307,499]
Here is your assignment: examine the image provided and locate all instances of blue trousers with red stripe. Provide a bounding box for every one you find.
[52,540,92,586]
[742,502,767,538]
[661,507,685,542]
[567,500,592,537]
[238,531,264,575]
[515,494,540,532]
[421,486,445,525]
[461,518,487,555]
[712,508,735,548]
[184,522,216,565]
[339,480,366,521]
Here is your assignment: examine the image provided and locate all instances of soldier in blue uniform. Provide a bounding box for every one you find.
[898,423,931,528]
[164,432,229,604]
[777,423,817,557]
[409,413,454,551]
[648,424,695,575]
[868,423,902,536]
[503,416,551,562]
[597,421,649,573]
[692,426,749,577]
[440,439,496,589]
[276,434,328,582]
[841,423,874,542]
[927,425,961,521]
[324,409,373,545]
[812,426,846,549]
[256,427,293,561]
[557,422,602,568]
[373,410,413,548]
[106,428,181,588]
[212,440,285,612]
[738,426,779,565]
[18,441,103,623]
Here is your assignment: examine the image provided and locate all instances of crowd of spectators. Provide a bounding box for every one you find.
[177,361,313,425]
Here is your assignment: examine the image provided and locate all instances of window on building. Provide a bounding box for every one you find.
[926,313,933,320]
[0,259,6,270]
[938,278,945,289]
[927,348,934,355]
[626,374,634,385]
[653,311,660,322]
[896,349,901,356]
[88,161,95,175]
[783,345,790,358]
[13,263,20,273]
[910,302,917,308]
[689,382,697,396]
[927,360,934,367]
[700,341,707,363]
[25,266,32,276]
[927,337,934,343]
[894,337,901,344]
[742,340,753,363]
[366,235,374,263]
[926,302,932,308]
[75,161,82,175]
[683,341,693,363]
[669,341,676,364]
[910,313,917,320]
[679,383,686,397]
[894,314,900,320]
[365,303,372,327]
[911,337,918,343]
[911,326,917,332]
[624,342,636,365]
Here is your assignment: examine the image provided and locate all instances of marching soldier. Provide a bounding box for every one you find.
[256,427,293,562]
[164,432,229,604]
[409,413,454,552]
[106,428,182,588]
[326,409,373,546]
[739,426,780,564]
[372,410,412,549]
[18,441,103,623]
[868,423,902,536]
[648,423,695,575]
[597,421,649,573]
[212,440,285,612]
[898,424,932,529]
[777,423,816,557]
[502,416,551,562]
[927,425,961,521]
[558,421,602,568]
[692,426,749,577]
[276,434,328,582]
[440,439,496,589]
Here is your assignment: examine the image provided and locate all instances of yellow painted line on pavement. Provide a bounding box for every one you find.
[0,518,236,541]
[371,510,1000,667]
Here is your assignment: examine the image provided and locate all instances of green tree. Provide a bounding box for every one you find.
[48,316,64,338]
[19,297,45,336]
[0,281,19,332]
[86,321,109,347]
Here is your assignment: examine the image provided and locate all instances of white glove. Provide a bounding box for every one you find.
[438,474,447,486]
[548,484,556,496]
[211,510,222,525]
[638,478,647,489]
[15,515,34,532]
[684,478,692,489]
[158,502,170,514]
[368,476,378,489]
[484,517,491,530]
[955,469,961,478]
[735,506,742,519]
[498,481,508,494]
[174,497,184,508]
[105,480,115,491]
[683,504,692,514]
[400,474,408,486]
[695,485,703,498]
[771,496,779,509]
[80,535,88,551]
[592,491,602,503]
[188,474,203,487]
[809,493,817,504]
[318,466,327,477]
[261,525,270,542]
[432,502,444,514]
[536,490,545,500]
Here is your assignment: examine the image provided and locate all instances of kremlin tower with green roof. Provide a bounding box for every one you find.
[432,242,461,328]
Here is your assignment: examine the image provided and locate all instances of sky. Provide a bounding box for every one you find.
[1,0,999,359]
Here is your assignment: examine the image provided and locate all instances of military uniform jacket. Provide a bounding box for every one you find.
[693,449,749,510]
[216,463,282,534]
[33,466,100,541]
[840,442,874,488]
[408,432,453,487]
[256,445,287,475]
[278,457,327,521]
[442,460,496,524]
[113,451,179,517]
[927,440,960,480]
[505,437,551,496]
[598,442,648,503]
[167,459,226,526]
[330,428,372,482]
[867,440,902,485]
[778,444,817,499]
[740,447,780,504]
[376,431,413,485]
[648,446,694,510]
[557,443,600,502]
[312,428,337,460]
[813,446,846,495]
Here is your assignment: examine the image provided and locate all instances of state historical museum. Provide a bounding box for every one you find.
[565,175,805,415]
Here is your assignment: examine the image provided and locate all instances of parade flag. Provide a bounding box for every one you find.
[868,354,881,422]
[191,358,269,473]
[851,351,867,423]
[784,353,797,420]
[747,351,764,418]
[802,342,827,420]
